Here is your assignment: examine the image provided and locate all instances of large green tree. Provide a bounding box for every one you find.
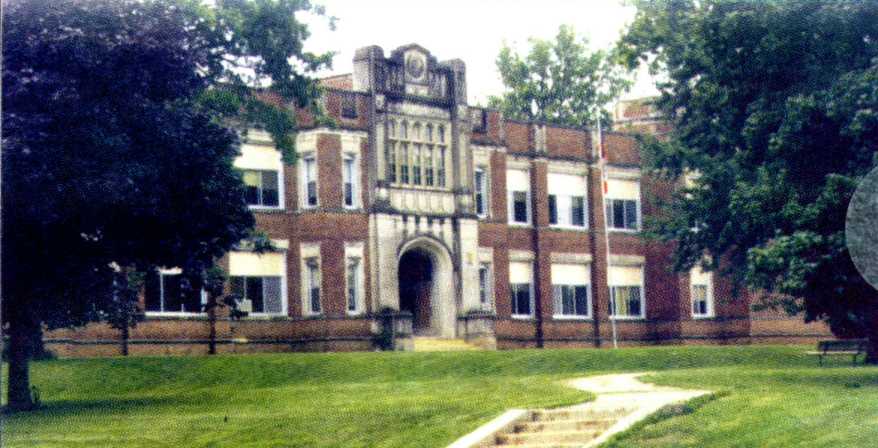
[488,25,630,128]
[618,0,878,361]
[2,0,332,410]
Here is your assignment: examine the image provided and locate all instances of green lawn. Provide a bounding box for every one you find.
[2,345,876,447]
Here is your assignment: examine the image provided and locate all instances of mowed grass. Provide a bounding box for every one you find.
[2,345,877,447]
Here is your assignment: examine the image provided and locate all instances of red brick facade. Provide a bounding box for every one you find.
[44,49,830,357]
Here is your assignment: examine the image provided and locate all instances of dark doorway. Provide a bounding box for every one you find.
[399,249,434,335]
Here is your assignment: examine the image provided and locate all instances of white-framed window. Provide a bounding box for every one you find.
[343,154,358,208]
[304,258,321,315]
[229,249,288,316]
[474,167,489,218]
[691,265,714,318]
[605,178,641,231]
[509,261,534,318]
[230,276,284,315]
[346,256,364,314]
[507,168,531,225]
[242,170,280,208]
[145,269,206,315]
[234,137,284,210]
[548,172,588,229]
[478,262,494,310]
[301,154,318,208]
[551,263,591,318]
[608,265,645,318]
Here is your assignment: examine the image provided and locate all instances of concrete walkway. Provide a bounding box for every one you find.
[448,372,710,448]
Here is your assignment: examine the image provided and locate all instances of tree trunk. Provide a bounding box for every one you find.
[866,306,878,364]
[208,297,217,355]
[7,314,39,411]
[121,325,129,357]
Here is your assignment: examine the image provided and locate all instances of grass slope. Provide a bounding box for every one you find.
[2,346,876,447]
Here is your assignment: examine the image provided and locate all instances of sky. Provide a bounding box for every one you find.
[303,0,658,105]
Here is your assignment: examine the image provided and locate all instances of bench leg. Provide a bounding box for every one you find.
[819,355,823,367]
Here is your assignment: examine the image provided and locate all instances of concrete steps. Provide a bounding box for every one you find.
[487,408,631,448]
[412,337,482,352]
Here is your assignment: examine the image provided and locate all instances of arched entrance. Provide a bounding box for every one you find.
[399,249,433,334]
[397,237,456,337]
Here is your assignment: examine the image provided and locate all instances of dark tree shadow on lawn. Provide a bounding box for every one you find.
[3,396,185,419]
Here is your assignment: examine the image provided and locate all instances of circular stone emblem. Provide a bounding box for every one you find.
[406,56,425,79]
[846,165,878,291]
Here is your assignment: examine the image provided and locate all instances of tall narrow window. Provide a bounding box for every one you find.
[507,169,530,225]
[302,155,318,207]
[425,145,435,186]
[551,263,591,318]
[608,265,644,318]
[548,172,587,228]
[387,121,397,183]
[387,141,397,183]
[306,258,321,315]
[474,168,488,217]
[438,147,446,187]
[413,144,422,185]
[242,170,280,208]
[691,266,713,318]
[400,143,410,184]
[343,155,357,207]
[478,263,493,310]
[571,197,585,227]
[347,257,362,314]
[509,261,533,317]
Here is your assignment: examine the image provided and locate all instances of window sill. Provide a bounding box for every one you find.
[552,315,593,321]
[249,204,285,210]
[549,225,589,232]
[692,314,716,320]
[608,228,640,234]
[508,222,533,228]
[145,312,207,319]
[511,314,535,320]
[245,313,289,320]
[609,316,647,321]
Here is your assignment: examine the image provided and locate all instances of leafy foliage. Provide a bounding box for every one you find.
[619,0,878,352]
[2,0,331,409]
[488,25,630,128]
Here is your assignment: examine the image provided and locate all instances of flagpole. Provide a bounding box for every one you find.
[597,118,619,349]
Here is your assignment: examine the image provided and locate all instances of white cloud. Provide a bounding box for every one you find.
[304,0,658,104]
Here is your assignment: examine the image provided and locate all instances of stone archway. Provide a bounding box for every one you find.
[397,237,456,338]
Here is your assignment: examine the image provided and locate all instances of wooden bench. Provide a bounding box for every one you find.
[806,339,868,366]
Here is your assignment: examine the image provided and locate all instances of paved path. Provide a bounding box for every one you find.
[565,373,711,447]
[448,372,710,448]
